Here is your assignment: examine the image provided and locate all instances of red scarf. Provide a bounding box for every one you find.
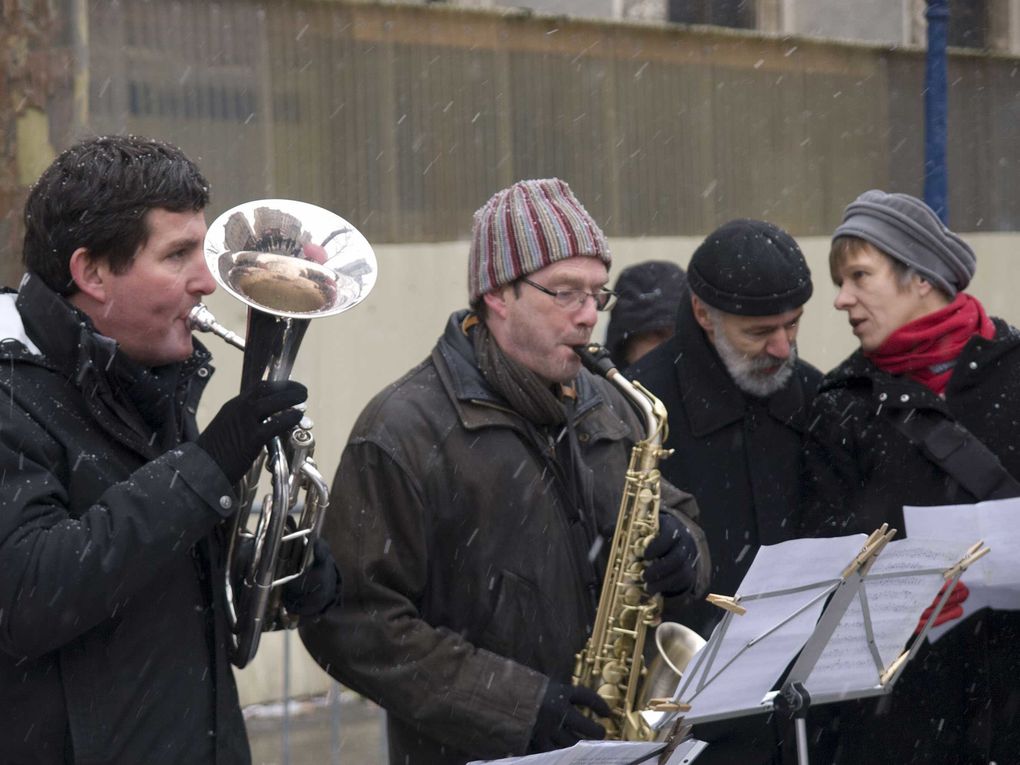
[866,292,995,395]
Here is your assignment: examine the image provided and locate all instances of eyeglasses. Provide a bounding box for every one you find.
[520,278,618,312]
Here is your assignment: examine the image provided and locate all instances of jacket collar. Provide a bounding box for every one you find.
[11,272,212,367]
[670,298,813,436]
[434,309,622,437]
[823,317,1020,412]
[435,310,498,406]
[14,272,120,380]
[8,273,213,455]
[0,288,40,356]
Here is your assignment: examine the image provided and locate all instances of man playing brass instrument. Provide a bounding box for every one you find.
[0,135,339,763]
[301,178,710,765]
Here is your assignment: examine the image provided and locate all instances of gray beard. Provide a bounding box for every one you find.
[712,326,797,398]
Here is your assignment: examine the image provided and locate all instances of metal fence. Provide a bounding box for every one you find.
[77,0,1020,242]
[244,635,389,765]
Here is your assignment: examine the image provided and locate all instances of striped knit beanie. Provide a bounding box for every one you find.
[468,178,611,305]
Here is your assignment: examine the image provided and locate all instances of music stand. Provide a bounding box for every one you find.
[658,525,989,765]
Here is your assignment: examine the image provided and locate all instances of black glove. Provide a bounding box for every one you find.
[197,380,308,485]
[281,537,342,617]
[530,681,610,752]
[643,512,698,597]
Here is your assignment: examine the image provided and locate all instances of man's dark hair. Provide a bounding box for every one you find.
[23,135,210,295]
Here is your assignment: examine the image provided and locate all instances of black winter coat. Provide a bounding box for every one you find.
[627,298,821,765]
[300,311,710,765]
[0,275,248,764]
[628,297,823,640]
[798,318,1020,764]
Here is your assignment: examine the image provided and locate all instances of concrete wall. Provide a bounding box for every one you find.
[228,230,1020,705]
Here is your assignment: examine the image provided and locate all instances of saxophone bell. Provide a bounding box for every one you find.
[638,622,707,710]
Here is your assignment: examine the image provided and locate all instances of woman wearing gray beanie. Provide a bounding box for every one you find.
[799,190,1020,764]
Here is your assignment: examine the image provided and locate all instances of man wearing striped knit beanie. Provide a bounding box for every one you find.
[302,178,709,765]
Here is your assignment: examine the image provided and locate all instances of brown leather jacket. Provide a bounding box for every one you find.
[301,310,709,765]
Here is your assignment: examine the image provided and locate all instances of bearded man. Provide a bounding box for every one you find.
[626,219,822,763]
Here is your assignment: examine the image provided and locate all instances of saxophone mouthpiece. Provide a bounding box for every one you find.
[573,343,617,379]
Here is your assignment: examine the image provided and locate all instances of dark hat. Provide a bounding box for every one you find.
[833,189,975,297]
[687,219,812,316]
[605,261,687,363]
[468,178,611,304]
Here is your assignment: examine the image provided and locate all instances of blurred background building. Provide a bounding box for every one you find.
[6,0,1020,285]
[417,0,1019,51]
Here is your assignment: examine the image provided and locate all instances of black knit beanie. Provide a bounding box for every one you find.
[604,260,687,363]
[687,219,812,316]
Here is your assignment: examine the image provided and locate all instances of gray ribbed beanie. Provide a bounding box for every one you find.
[833,190,975,296]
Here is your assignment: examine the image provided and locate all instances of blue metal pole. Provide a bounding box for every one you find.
[924,0,949,223]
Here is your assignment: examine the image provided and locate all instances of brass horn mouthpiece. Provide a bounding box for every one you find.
[188,304,246,350]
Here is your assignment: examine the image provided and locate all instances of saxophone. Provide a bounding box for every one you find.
[571,343,704,742]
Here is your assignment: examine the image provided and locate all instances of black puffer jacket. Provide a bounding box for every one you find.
[300,310,710,765]
[0,275,248,764]
[798,318,1020,764]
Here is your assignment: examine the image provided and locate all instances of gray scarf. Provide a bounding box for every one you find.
[472,320,568,427]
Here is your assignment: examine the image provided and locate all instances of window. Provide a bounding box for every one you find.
[948,0,988,49]
[668,0,755,29]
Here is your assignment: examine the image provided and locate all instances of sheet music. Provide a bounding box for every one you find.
[803,537,964,697]
[676,536,866,723]
[904,497,1020,613]
[672,534,976,721]
[467,738,707,765]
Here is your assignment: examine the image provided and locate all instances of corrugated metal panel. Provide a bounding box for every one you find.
[82,0,1020,239]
